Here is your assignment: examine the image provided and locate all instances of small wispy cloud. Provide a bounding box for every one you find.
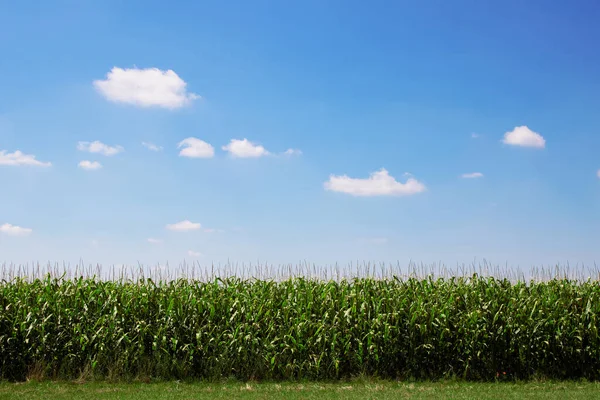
[166,220,202,232]
[187,250,202,257]
[502,126,546,148]
[78,160,102,170]
[597,169,600,179]
[93,67,199,109]
[0,223,33,236]
[222,138,270,158]
[147,238,163,244]
[324,168,426,197]
[461,172,484,179]
[283,148,302,156]
[77,141,124,156]
[0,150,51,167]
[178,137,214,158]
[471,133,480,139]
[142,142,163,152]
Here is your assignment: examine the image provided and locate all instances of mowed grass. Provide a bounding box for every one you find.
[1,381,599,400]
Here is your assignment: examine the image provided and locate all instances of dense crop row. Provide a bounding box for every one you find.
[1,275,599,381]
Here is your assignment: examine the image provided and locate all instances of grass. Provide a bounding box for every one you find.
[1,380,600,400]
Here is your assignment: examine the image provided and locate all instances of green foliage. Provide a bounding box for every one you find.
[1,275,599,381]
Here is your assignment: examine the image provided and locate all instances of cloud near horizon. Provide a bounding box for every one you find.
[0,223,33,236]
[166,220,202,231]
[324,168,426,197]
[93,67,199,109]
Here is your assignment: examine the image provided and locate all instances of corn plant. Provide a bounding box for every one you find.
[1,270,599,381]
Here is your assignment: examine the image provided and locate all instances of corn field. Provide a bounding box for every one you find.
[1,263,599,381]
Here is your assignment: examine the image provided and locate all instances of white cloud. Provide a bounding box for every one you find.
[0,223,32,236]
[93,67,199,109]
[324,168,426,197]
[166,220,202,232]
[178,137,214,158]
[283,148,302,156]
[187,250,202,257]
[471,133,480,139]
[147,238,163,244]
[502,126,546,148]
[222,138,270,158]
[461,172,484,179]
[77,141,124,156]
[78,160,102,170]
[0,150,51,167]
[142,142,163,152]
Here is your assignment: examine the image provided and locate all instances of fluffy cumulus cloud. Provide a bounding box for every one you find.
[0,223,32,236]
[502,126,546,148]
[77,141,123,156]
[222,138,270,158]
[178,137,214,158]
[78,160,102,170]
[93,67,199,109]
[166,220,202,232]
[461,172,484,179]
[324,168,426,197]
[0,150,51,167]
[142,142,163,152]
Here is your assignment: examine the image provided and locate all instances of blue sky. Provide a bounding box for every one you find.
[1,0,599,270]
